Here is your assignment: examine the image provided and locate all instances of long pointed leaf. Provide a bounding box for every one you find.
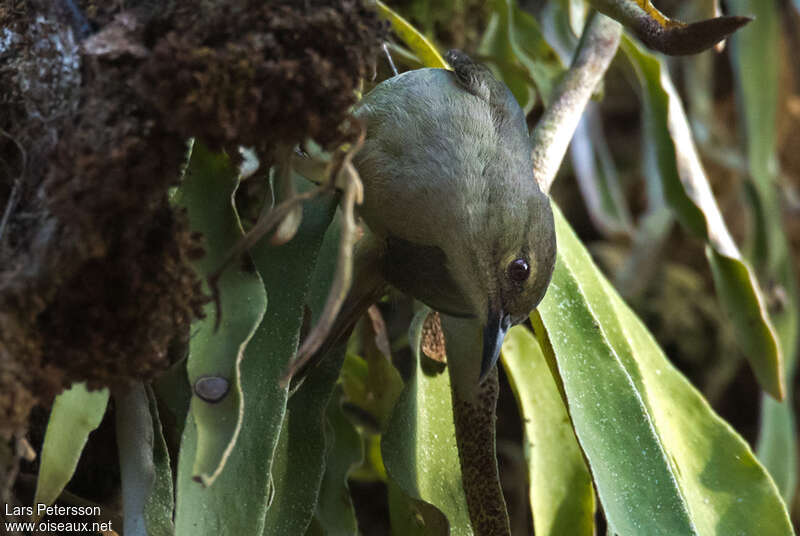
[375,1,449,69]
[33,383,109,518]
[116,384,155,536]
[477,0,565,112]
[313,386,362,535]
[173,143,268,487]
[115,383,178,536]
[174,169,335,535]
[501,326,595,536]
[570,103,633,238]
[621,36,784,400]
[728,0,799,504]
[144,386,175,536]
[263,347,346,536]
[537,204,793,535]
[382,308,472,535]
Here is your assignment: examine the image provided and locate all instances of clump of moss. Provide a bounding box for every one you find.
[0,0,385,439]
[141,0,386,153]
[0,4,86,438]
[0,4,199,436]
[37,205,206,389]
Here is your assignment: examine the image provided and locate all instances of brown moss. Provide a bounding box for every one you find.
[0,0,384,440]
[0,5,202,438]
[140,0,386,153]
[0,4,84,439]
[37,205,206,389]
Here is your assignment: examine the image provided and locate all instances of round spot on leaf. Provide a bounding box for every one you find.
[194,376,230,403]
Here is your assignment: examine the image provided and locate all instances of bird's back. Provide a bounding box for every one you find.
[353,67,534,248]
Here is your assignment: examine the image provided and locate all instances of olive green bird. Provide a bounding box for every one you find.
[312,50,556,382]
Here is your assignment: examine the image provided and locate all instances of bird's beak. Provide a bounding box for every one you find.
[480,305,512,382]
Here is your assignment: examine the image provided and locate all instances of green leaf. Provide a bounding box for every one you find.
[261,196,346,535]
[172,142,268,487]
[174,170,336,535]
[33,383,109,518]
[313,386,363,535]
[340,350,404,433]
[375,0,449,69]
[116,384,173,536]
[263,346,346,536]
[538,0,581,62]
[382,308,472,535]
[387,480,449,536]
[152,355,192,459]
[728,0,799,503]
[507,3,565,107]
[570,103,633,238]
[478,0,565,111]
[144,386,175,536]
[501,326,595,536]
[536,204,793,535]
[478,6,536,112]
[621,36,784,401]
[565,0,588,37]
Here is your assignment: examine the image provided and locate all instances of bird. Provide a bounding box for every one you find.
[309,50,556,382]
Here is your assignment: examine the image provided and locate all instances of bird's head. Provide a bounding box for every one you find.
[445,166,556,382]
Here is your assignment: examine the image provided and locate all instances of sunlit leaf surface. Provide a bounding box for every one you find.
[536,204,793,536]
[501,326,595,536]
[375,0,449,69]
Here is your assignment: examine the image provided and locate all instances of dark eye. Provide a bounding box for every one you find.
[507,258,530,283]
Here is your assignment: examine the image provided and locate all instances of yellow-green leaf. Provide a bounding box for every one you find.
[621,36,783,401]
[536,204,793,535]
[34,383,109,519]
[374,0,449,69]
[501,326,595,536]
[382,308,472,535]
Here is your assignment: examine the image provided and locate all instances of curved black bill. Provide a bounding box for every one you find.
[480,308,512,382]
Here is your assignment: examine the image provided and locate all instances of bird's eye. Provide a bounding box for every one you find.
[507,258,530,282]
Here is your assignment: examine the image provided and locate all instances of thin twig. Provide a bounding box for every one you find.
[382,42,399,76]
[0,128,27,245]
[281,134,365,386]
[208,184,326,330]
[269,145,303,246]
